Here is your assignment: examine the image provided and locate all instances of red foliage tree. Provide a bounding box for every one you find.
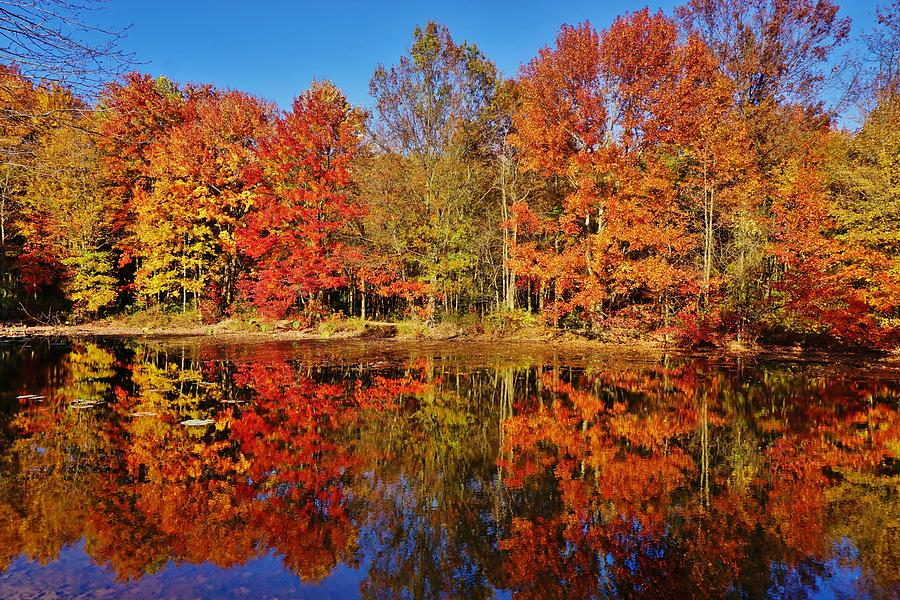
[237,82,365,320]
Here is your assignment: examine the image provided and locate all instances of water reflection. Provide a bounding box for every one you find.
[0,339,897,598]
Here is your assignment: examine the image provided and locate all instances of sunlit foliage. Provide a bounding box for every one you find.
[0,1,897,348]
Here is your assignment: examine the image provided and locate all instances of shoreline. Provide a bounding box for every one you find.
[1,321,896,363]
[0,321,654,346]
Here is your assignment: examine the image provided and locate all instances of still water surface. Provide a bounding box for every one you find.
[0,338,897,599]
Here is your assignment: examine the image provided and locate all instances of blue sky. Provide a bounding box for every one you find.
[93,1,882,111]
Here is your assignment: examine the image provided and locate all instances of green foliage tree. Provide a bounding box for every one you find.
[366,22,501,319]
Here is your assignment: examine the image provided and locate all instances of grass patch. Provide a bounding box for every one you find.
[208,317,266,334]
[318,315,370,337]
[482,309,542,337]
[394,319,429,338]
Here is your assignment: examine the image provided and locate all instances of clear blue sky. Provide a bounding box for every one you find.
[94,0,881,111]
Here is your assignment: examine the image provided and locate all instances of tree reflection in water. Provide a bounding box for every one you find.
[0,339,897,598]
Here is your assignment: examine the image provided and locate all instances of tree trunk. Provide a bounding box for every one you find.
[361,283,366,320]
[702,160,715,306]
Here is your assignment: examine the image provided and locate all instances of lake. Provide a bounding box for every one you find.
[0,338,897,599]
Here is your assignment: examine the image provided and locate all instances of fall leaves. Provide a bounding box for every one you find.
[508,6,896,345]
[237,83,365,320]
[0,1,898,347]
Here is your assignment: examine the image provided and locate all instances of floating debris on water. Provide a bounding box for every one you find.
[130,411,158,417]
[180,418,214,427]
[70,399,103,409]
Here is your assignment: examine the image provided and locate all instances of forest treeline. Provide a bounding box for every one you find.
[0,0,898,347]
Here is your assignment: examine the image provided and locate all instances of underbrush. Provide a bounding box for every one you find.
[318,316,371,336]
[208,316,268,334]
[101,306,202,330]
[312,309,553,340]
[482,309,544,337]
[97,306,270,334]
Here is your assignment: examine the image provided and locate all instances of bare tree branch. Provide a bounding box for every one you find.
[0,0,134,96]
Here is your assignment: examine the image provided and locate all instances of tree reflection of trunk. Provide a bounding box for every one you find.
[700,390,710,508]
[494,366,515,528]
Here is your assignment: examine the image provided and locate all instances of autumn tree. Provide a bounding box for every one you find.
[827,96,899,309]
[0,65,37,317]
[671,0,897,345]
[511,11,751,334]
[676,0,852,170]
[480,79,550,313]
[0,0,131,319]
[366,22,500,319]
[764,152,895,345]
[827,1,900,277]
[237,81,364,320]
[95,73,195,307]
[141,89,272,318]
[20,110,118,317]
[0,68,112,319]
